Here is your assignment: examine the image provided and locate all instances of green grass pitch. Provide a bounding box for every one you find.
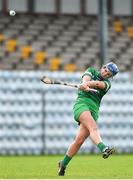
[0,154,133,179]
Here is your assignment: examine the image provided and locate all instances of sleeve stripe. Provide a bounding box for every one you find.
[82,72,92,77]
[104,81,110,91]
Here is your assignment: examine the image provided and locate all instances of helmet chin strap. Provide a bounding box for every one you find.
[99,72,105,80]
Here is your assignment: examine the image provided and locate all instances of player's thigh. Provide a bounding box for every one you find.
[79,111,97,131]
[75,124,90,144]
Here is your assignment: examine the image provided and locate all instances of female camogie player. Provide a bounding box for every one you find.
[58,62,119,176]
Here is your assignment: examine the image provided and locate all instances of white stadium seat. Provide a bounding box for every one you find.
[0,71,133,154]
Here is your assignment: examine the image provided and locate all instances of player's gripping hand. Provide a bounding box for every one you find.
[79,82,90,91]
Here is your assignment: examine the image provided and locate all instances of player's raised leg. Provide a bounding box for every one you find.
[58,124,90,176]
[79,111,115,158]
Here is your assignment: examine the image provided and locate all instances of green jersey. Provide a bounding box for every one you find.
[73,67,111,122]
[78,67,111,107]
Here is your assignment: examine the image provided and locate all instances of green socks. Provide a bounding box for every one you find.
[61,144,106,167]
[97,142,106,152]
[61,155,72,167]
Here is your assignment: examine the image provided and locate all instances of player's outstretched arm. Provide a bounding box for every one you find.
[87,81,106,90]
[80,76,106,91]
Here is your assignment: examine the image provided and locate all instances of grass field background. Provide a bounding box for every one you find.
[0,154,133,179]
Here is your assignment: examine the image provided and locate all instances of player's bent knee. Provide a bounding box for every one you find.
[89,127,98,133]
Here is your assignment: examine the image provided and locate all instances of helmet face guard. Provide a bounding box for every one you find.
[105,62,119,76]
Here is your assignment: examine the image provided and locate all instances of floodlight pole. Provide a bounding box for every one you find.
[98,0,108,66]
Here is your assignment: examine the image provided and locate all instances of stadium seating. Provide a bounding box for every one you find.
[34,51,47,65]
[64,63,77,71]
[20,45,32,59]
[0,13,133,155]
[6,39,17,53]
[49,57,62,71]
[0,71,133,155]
[127,26,133,38]
[0,13,133,71]
[0,34,5,43]
[113,21,123,33]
